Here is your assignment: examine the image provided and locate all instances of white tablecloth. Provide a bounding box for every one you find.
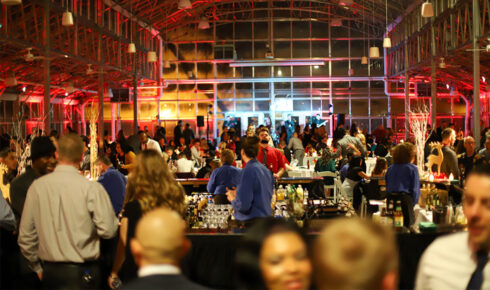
[287,168,316,177]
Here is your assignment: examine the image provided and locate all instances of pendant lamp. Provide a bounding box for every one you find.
[62,11,74,26]
[383,37,392,48]
[128,43,136,53]
[361,56,368,64]
[369,46,380,58]
[421,1,434,18]
[148,51,157,62]
[5,72,17,87]
[178,0,192,9]
[198,18,210,30]
[382,0,391,48]
[1,0,21,5]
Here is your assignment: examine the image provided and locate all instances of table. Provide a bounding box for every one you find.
[181,232,446,289]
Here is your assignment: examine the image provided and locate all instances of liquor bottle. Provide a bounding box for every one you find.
[394,200,404,230]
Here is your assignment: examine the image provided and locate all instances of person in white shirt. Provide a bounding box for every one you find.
[138,131,162,155]
[122,207,206,289]
[190,138,202,167]
[415,162,490,290]
[175,152,195,174]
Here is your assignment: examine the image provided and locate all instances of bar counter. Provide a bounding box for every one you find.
[181,231,448,290]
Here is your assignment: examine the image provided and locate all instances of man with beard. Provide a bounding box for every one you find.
[416,162,490,289]
[10,137,56,222]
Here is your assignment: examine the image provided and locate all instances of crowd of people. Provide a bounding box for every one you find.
[0,119,489,289]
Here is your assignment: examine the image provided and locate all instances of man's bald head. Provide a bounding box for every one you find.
[130,207,189,266]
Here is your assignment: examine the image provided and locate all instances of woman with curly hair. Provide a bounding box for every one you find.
[108,150,186,287]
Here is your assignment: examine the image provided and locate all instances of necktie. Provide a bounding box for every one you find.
[467,250,489,290]
[262,148,267,167]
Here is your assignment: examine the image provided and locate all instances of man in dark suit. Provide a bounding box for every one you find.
[174,120,183,146]
[122,208,206,290]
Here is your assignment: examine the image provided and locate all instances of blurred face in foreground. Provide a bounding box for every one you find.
[260,232,312,290]
[464,173,490,251]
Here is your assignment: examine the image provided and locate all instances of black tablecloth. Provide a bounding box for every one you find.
[181,232,443,289]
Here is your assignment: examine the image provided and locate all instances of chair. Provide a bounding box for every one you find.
[334,178,347,201]
[316,171,337,201]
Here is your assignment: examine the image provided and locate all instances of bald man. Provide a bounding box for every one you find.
[122,208,206,290]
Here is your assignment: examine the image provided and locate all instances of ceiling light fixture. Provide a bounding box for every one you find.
[382,0,391,48]
[229,60,325,67]
[5,72,17,87]
[1,0,21,5]
[178,0,192,9]
[62,11,74,26]
[361,0,368,65]
[482,76,486,83]
[148,51,157,62]
[421,1,434,18]
[198,17,210,29]
[331,18,343,27]
[369,0,380,58]
[339,0,354,6]
[439,57,446,68]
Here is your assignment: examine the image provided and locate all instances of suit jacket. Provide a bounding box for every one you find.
[122,274,207,290]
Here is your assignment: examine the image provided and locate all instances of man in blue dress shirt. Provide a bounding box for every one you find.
[207,149,241,204]
[96,156,126,215]
[226,136,274,222]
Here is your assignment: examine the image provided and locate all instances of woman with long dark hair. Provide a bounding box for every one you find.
[235,218,312,290]
[108,150,186,287]
[341,156,369,200]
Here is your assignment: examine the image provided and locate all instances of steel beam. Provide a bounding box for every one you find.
[473,0,481,146]
[43,0,51,132]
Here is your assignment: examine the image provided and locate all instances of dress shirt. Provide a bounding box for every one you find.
[207,164,242,195]
[385,163,420,203]
[334,135,368,159]
[415,232,490,290]
[176,158,195,173]
[232,159,274,221]
[141,138,163,155]
[9,166,38,221]
[478,148,490,161]
[441,146,460,180]
[98,167,127,214]
[287,137,304,151]
[340,164,349,179]
[138,264,181,277]
[191,146,201,163]
[0,190,16,231]
[245,146,285,174]
[18,165,118,273]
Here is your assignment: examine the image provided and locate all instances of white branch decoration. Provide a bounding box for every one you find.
[86,102,99,179]
[409,105,430,176]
